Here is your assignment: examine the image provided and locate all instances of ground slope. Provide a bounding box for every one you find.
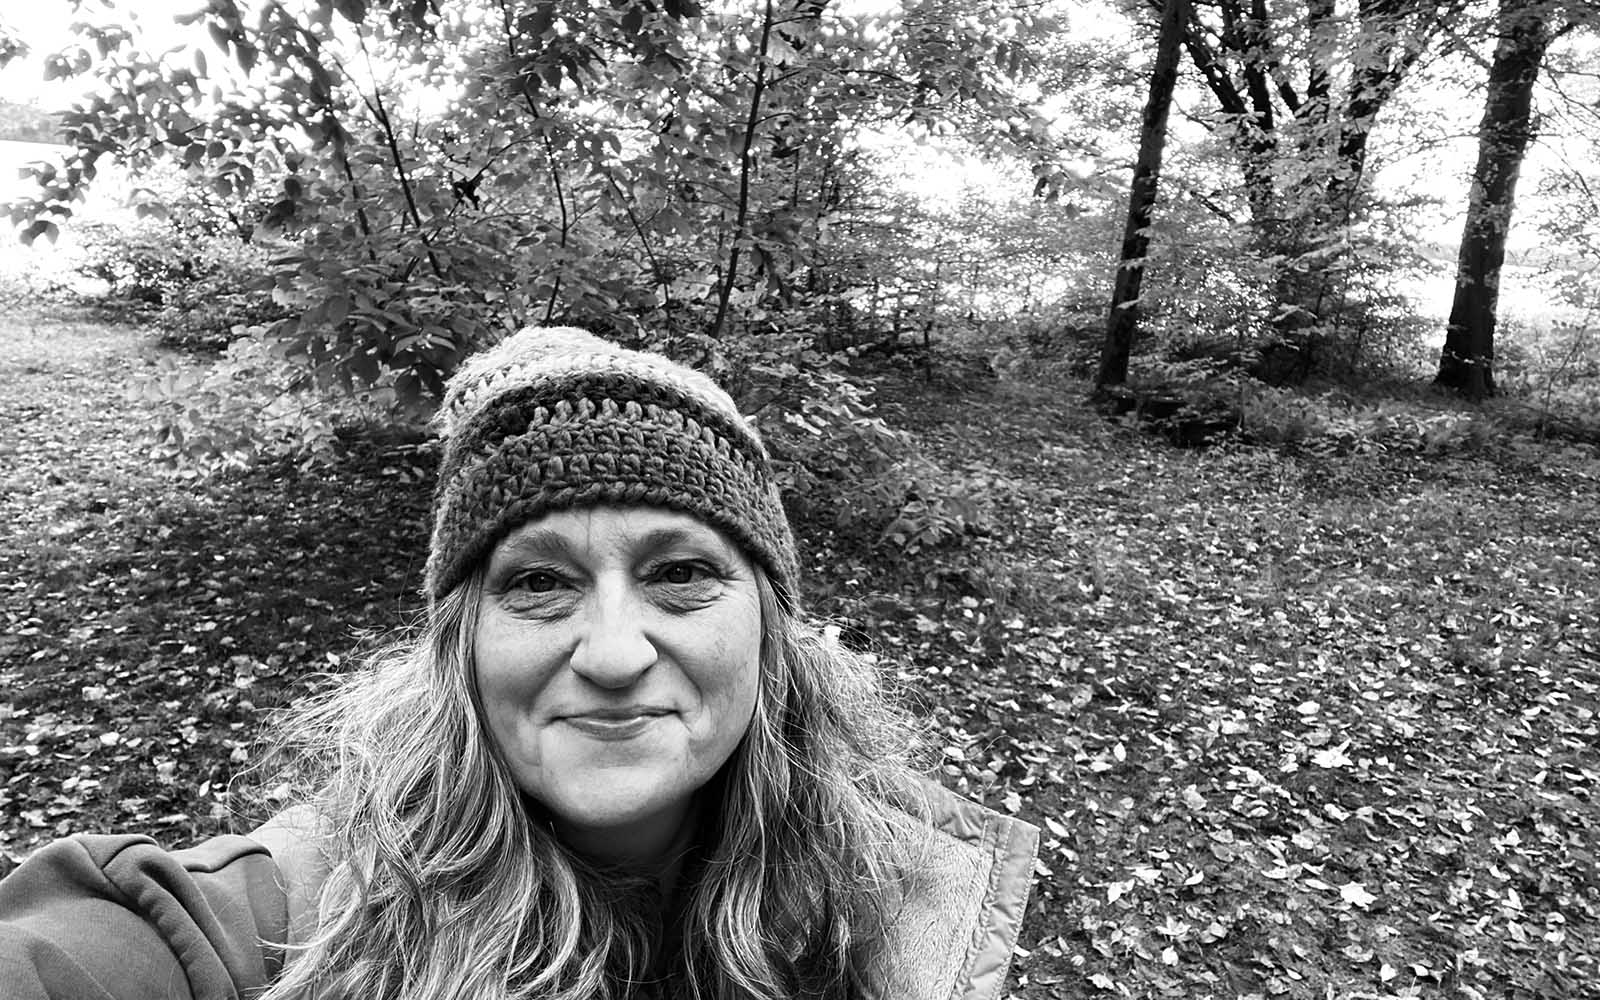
[1,310,1597,1000]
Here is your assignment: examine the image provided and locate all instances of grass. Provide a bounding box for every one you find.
[2,297,1598,1000]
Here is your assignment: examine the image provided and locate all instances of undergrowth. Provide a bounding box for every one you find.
[3,305,1599,1000]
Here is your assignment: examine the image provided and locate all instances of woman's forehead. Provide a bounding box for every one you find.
[493,506,742,559]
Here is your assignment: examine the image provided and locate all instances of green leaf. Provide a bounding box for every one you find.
[326,295,350,327]
[19,220,58,245]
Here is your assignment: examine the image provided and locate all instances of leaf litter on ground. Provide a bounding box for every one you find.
[2,310,1598,999]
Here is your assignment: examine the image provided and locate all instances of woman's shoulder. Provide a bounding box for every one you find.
[247,804,336,945]
[0,831,288,998]
[876,778,1040,1000]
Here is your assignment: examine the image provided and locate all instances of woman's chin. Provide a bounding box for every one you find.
[542,786,696,865]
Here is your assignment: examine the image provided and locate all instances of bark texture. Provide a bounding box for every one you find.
[1436,1,1554,399]
[1097,0,1186,388]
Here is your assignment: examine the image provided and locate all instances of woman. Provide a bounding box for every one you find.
[0,327,1038,1000]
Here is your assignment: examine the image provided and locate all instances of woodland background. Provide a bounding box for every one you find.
[1,1,1598,998]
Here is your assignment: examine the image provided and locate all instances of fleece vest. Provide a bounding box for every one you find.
[0,782,1037,1000]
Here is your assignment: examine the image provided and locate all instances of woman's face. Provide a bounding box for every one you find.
[473,505,763,864]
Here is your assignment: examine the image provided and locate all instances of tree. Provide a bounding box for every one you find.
[0,21,24,71]
[1435,0,1559,399]
[1097,0,1187,388]
[1177,0,1465,330]
[0,99,58,144]
[5,0,1051,464]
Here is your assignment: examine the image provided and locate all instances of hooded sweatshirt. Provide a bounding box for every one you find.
[0,782,1037,1000]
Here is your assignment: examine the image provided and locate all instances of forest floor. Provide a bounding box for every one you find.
[2,297,1598,1000]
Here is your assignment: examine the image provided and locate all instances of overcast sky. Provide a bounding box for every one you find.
[1,2,1588,278]
[1,2,197,104]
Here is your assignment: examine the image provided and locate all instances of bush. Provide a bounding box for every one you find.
[70,219,189,304]
[135,327,421,473]
[1095,375,1243,449]
[1239,384,1507,454]
[156,238,290,352]
[63,166,289,353]
[982,305,1102,381]
[678,324,992,557]
[870,454,994,556]
[714,329,911,534]
[1496,317,1600,443]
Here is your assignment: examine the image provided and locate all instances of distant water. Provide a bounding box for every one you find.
[0,140,1580,341]
[0,139,131,287]
[1,140,75,203]
[0,138,134,216]
[1400,264,1587,353]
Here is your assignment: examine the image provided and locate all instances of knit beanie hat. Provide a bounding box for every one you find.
[425,326,799,607]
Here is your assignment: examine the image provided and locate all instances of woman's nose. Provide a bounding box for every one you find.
[567,586,657,688]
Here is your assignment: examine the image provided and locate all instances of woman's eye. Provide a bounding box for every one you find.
[656,561,707,585]
[511,570,564,593]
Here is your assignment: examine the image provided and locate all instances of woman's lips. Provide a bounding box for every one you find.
[563,710,670,741]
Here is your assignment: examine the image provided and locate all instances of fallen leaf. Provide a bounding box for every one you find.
[1311,741,1354,768]
[1341,881,1377,908]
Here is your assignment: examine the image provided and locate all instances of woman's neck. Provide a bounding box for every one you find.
[557,800,701,894]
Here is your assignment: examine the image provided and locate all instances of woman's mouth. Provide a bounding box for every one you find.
[563,709,671,740]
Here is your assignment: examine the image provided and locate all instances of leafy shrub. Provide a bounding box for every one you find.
[983,306,1102,381]
[69,211,287,352]
[156,238,289,352]
[1240,385,1507,454]
[722,334,914,536]
[70,219,190,304]
[1238,387,1328,446]
[1095,375,1242,449]
[1294,206,1438,379]
[1497,318,1600,442]
[871,455,994,556]
[686,325,992,556]
[136,328,417,472]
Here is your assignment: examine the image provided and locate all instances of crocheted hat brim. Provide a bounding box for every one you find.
[426,368,798,604]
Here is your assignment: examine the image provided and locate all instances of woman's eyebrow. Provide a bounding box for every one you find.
[633,526,729,557]
[493,528,576,562]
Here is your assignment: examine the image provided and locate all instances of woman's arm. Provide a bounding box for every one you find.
[0,833,287,999]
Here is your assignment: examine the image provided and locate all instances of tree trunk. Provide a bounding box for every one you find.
[709,0,774,341]
[1435,0,1553,400]
[1178,5,1277,230]
[1097,0,1186,388]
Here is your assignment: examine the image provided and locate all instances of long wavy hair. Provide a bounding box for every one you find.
[256,562,929,1000]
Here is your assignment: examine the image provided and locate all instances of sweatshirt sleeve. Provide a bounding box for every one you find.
[0,833,288,1000]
